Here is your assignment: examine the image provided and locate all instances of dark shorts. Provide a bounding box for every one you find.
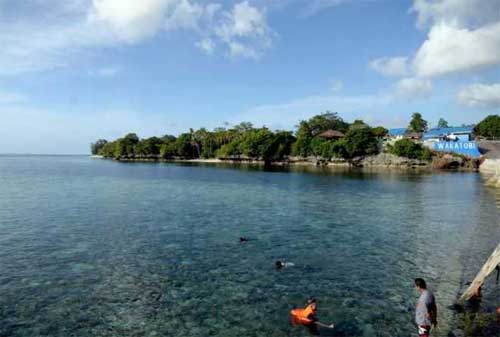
[418,325,431,337]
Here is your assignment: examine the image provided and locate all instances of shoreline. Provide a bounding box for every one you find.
[92,155,484,172]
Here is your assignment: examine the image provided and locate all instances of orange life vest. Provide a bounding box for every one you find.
[290,304,316,326]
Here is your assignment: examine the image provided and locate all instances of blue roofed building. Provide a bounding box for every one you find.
[423,126,474,142]
[388,128,406,138]
[423,126,480,158]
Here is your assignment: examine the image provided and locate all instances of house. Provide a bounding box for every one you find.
[317,130,345,140]
[423,126,479,158]
[387,128,407,140]
[387,128,422,141]
[423,127,474,142]
[405,132,422,140]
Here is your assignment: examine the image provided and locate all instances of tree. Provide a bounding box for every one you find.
[408,113,428,133]
[307,112,349,135]
[233,122,253,133]
[112,133,140,159]
[292,120,313,157]
[349,119,369,130]
[99,141,117,157]
[90,139,108,155]
[475,115,500,138]
[343,127,379,159]
[264,131,295,162]
[136,137,162,157]
[175,133,196,158]
[371,126,388,138]
[292,112,349,157]
[391,139,432,161]
[437,118,449,128]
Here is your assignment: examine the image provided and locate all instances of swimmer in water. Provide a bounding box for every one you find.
[275,260,295,269]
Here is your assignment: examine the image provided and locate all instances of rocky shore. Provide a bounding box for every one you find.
[98,152,483,171]
[480,159,500,187]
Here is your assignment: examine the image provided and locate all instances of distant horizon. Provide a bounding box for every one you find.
[0,0,499,154]
[0,116,487,156]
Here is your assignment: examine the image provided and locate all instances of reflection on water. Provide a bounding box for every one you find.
[0,156,498,337]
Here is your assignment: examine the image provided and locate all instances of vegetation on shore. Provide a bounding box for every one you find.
[91,113,499,163]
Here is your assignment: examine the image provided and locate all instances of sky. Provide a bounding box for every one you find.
[0,0,499,154]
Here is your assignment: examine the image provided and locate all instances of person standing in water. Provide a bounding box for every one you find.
[414,278,437,337]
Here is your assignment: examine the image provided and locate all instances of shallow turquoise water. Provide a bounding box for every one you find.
[0,155,498,337]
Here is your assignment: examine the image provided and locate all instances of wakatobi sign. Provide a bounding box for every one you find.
[433,141,481,158]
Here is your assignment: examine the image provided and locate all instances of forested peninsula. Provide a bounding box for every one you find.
[91,112,500,168]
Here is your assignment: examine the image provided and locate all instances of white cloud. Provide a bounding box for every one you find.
[215,1,272,59]
[413,21,500,77]
[228,41,259,59]
[301,0,349,16]
[89,0,175,43]
[0,1,273,75]
[196,38,215,54]
[412,0,500,29]
[369,57,409,77]
[164,0,204,31]
[410,0,500,78]
[371,1,500,79]
[457,83,500,108]
[329,79,343,93]
[393,77,432,98]
[89,66,121,77]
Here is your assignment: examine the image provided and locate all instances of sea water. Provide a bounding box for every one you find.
[0,155,498,337]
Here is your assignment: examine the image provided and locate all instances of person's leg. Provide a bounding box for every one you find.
[307,323,320,336]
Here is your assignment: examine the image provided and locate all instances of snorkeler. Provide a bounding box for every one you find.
[290,298,334,335]
[275,260,295,269]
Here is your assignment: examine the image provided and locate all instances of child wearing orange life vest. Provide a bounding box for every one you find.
[290,298,334,335]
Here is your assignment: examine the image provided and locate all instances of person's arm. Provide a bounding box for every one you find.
[427,300,437,326]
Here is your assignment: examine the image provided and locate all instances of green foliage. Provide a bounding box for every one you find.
[308,138,347,159]
[174,133,196,158]
[233,122,253,133]
[391,139,432,161]
[215,128,295,162]
[91,139,108,155]
[475,115,500,138]
[437,118,449,128]
[307,111,349,135]
[349,119,369,130]
[408,112,428,132]
[136,137,162,157]
[371,126,388,138]
[292,121,313,157]
[292,112,349,157]
[343,127,379,159]
[160,141,176,159]
[265,131,295,161]
[91,112,448,163]
[99,141,117,157]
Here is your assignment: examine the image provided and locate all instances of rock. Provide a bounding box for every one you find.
[360,153,428,167]
[480,159,500,188]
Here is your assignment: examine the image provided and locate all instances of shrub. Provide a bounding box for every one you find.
[391,139,432,161]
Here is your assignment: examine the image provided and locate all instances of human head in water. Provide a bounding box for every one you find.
[275,260,284,268]
[307,297,317,307]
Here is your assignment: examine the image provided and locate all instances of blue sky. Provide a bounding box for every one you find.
[0,0,499,154]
